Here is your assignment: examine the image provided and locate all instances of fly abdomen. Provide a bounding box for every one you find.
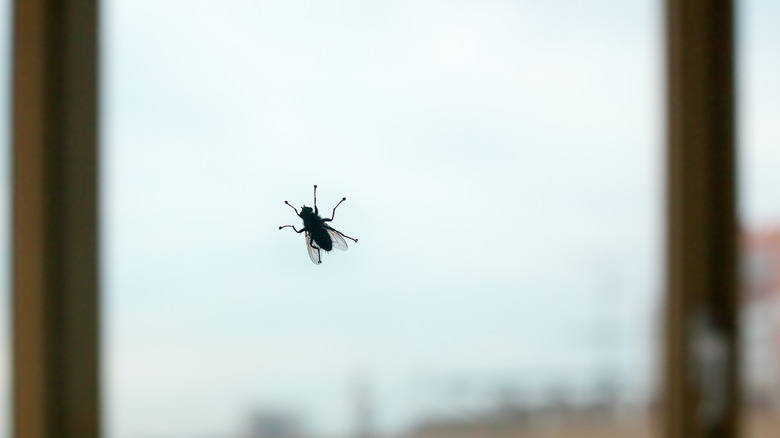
[311,229,333,251]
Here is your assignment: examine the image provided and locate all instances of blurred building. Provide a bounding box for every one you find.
[247,409,303,438]
[742,227,780,408]
[352,377,375,438]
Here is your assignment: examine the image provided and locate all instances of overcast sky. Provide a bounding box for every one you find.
[101,1,661,436]
[1,1,779,437]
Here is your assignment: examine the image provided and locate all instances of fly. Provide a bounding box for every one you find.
[279,185,358,264]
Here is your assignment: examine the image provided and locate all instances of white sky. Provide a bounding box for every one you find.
[0,1,779,437]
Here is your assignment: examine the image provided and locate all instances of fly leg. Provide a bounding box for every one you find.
[333,229,358,243]
[310,236,322,264]
[279,225,306,233]
[313,185,319,215]
[324,197,347,222]
[284,201,300,215]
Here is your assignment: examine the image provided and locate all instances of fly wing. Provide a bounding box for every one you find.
[305,231,322,264]
[326,227,349,251]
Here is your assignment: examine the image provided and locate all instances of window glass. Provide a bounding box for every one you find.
[103,1,661,437]
[739,1,780,436]
[0,1,13,436]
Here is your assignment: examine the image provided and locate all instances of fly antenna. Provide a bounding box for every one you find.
[284,201,299,215]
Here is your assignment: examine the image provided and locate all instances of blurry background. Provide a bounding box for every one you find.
[102,1,661,437]
[738,0,780,436]
[0,0,777,438]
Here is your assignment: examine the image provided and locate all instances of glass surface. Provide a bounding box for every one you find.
[103,1,661,437]
[0,1,11,437]
[739,1,780,436]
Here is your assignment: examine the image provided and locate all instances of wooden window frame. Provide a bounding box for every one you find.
[12,1,100,437]
[665,1,738,437]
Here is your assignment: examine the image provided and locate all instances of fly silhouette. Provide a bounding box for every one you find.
[279,185,358,264]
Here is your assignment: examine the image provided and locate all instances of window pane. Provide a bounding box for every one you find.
[0,1,12,436]
[739,0,780,436]
[103,1,661,437]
